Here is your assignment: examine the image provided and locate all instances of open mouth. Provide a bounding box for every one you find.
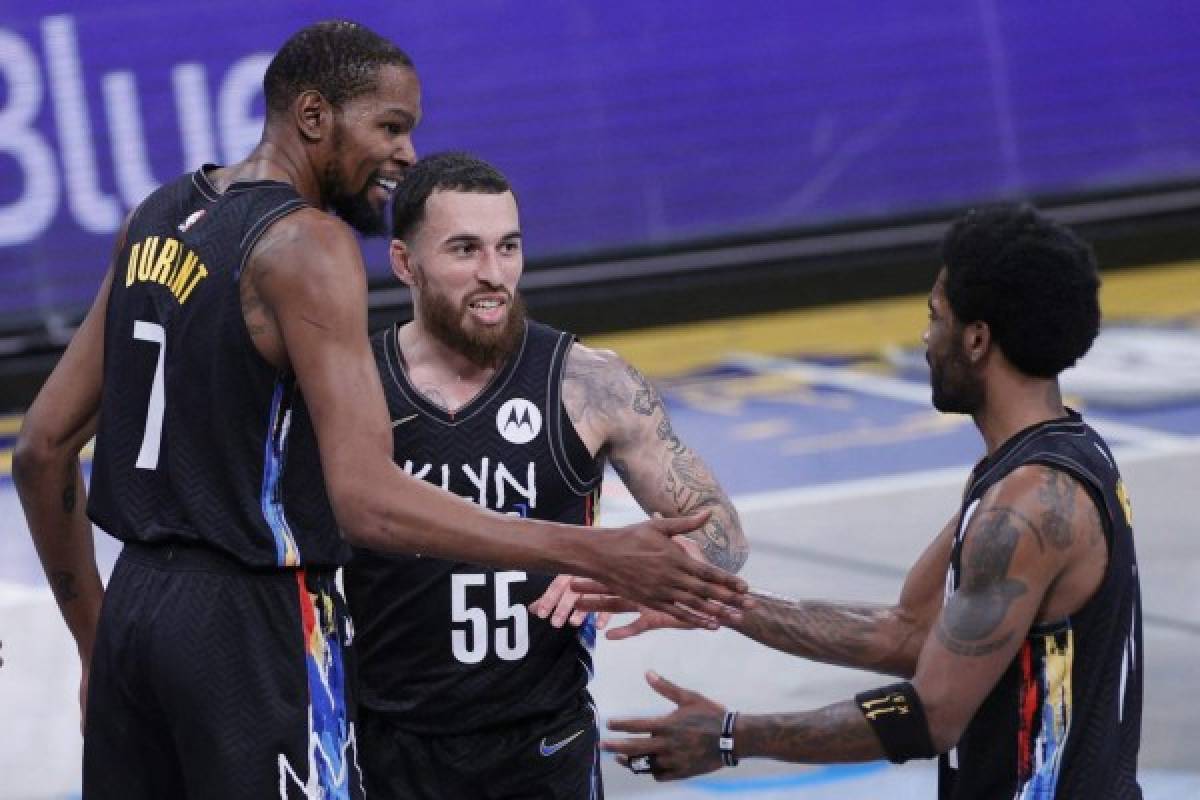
[374,176,399,193]
[466,295,509,324]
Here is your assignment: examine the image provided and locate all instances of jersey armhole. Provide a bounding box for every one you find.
[546,333,603,496]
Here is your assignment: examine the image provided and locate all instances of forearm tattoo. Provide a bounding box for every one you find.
[742,701,883,763]
[563,350,748,572]
[935,508,1027,657]
[739,591,915,674]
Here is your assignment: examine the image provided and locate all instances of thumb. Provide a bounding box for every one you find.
[650,510,711,537]
[645,670,691,704]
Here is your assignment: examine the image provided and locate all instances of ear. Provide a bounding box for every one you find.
[293,89,330,143]
[390,239,417,287]
[961,320,991,363]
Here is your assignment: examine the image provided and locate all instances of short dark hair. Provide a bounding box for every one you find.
[391,152,512,241]
[264,21,414,114]
[941,204,1100,378]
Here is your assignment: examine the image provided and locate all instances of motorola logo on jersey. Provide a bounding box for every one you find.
[496,398,542,445]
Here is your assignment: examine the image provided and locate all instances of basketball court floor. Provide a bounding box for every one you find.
[1,260,1198,798]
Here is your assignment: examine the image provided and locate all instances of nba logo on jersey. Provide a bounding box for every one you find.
[496,398,542,445]
[177,209,206,233]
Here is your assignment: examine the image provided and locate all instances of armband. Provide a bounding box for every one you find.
[854,682,937,763]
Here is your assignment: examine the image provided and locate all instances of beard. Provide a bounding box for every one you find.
[418,277,527,369]
[929,340,985,414]
[323,127,388,236]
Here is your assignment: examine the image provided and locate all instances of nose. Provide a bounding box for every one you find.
[475,247,504,286]
[393,135,416,170]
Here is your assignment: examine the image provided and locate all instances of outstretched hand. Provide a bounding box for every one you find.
[584,511,750,628]
[570,533,726,638]
[604,671,727,781]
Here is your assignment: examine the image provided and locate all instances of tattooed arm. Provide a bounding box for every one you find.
[908,463,1104,751]
[603,464,1104,778]
[731,513,957,678]
[13,266,113,676]
[561,343,747,572]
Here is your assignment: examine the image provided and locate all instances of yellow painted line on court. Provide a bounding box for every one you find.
[587,259,1200,377]
[0,414,22,436]
[0,448,10,476]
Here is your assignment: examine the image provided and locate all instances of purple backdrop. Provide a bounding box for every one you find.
[2,0,1198,326]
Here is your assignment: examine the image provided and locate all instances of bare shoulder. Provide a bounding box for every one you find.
[249,208,363,280]
[563,342,623,386]
[562,343,638,432]
[242,209,369,368]
[982,464,1105,554]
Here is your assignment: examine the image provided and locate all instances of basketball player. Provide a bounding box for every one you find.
[592,206,1143,798]
[344,152,748,799]
[11,22,749,799]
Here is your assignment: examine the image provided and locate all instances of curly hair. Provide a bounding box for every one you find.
[264,20,414,114]
[391,152,513,241]
[941,204,1100,379]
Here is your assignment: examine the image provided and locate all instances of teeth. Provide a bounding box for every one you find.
[471,299,502,310]
[376,177,397,191]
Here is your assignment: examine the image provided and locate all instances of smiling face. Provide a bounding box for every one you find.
[322,63,421,235]
[400,188,526,367]
[923,269,985,414]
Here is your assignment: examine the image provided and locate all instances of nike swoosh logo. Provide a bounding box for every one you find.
[391,414,418,428]
[539,729,585,757]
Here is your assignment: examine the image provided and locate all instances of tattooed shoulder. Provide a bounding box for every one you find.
[1034,468,1080,550]
[935,507,1029,656]
[562,345,636,427]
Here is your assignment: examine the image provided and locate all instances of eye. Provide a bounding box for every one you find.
[500,241,521,255]
[451,242,478,256]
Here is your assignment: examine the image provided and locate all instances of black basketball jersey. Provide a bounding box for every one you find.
[345,320,603,733]
[88,167,347,569]
[939,412,1142,799]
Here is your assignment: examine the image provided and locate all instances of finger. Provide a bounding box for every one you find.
[530,575,570,619]
[569,609,587,627]
[604,618,649,641]
[552,585,579,627]
[669,566,753,613]
[569,577,613,595]
[651,596,724,630]
[595,611,612,630]
[601,737,667,756]
[646,670,694,705]
[649,509,711,536]
[672,535,706,562]
[640,598,720,630]
[607,716,667,735]
[572,594,638,614]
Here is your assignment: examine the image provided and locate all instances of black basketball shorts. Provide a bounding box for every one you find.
[83,541,362,799]
[358,701,602,799]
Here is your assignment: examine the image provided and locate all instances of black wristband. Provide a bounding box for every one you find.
[719,710,739,767]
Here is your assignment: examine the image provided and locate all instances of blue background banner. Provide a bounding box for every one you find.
[2,1,1198,326]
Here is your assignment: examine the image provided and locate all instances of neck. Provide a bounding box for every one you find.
[973,374,1066,454]
[396,320,500,388]
[210,132,324,206]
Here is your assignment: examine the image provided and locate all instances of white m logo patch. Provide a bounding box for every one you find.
[496,398,542,445]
